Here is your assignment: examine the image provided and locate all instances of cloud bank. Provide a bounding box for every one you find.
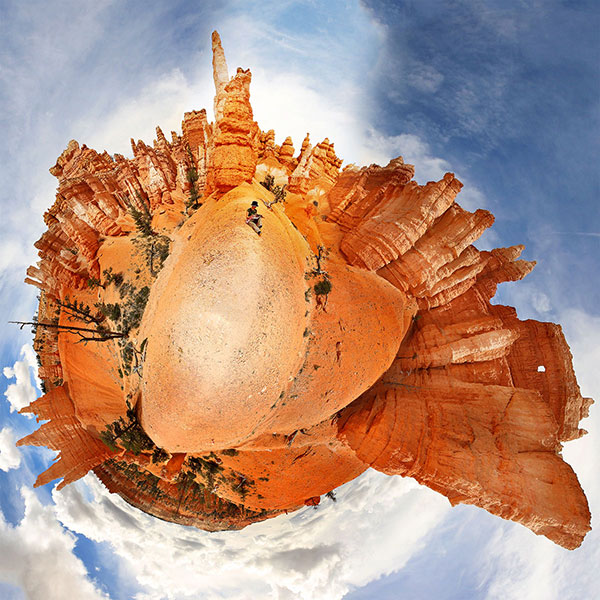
[0,487,108,600]
[51,471,449,600]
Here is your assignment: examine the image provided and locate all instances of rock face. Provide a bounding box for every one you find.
[19,32,592,550]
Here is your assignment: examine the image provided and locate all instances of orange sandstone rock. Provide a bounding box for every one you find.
[336,372,590,549]
[18,31,591,549]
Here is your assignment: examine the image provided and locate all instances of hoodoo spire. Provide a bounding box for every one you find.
[212,30,229,123]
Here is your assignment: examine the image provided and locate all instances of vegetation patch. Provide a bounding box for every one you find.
[187,454,225,490]
[260,174,287,206]
[313,278,332,296]
[304,245,332,308]
[100,401,155,455]
[128,191,171,276]
[185,146,201,213]
[221,448,239,457]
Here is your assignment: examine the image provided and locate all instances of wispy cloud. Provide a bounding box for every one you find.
[478,524,562,600]
[0,0,223,351]
[548,232,600,237]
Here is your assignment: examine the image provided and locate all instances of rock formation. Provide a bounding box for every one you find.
[18,32,592,549]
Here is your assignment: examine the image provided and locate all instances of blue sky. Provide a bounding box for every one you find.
[0,1,599,598]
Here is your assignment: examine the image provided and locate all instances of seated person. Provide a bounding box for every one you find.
[246,200,263,235]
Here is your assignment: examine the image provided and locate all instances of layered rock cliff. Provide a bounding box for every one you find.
[19,31,592,549]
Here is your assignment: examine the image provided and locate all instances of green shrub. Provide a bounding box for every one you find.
[221,448,239,457]
[127,192,171,276]
[100,402,155,455]
[260,175,287,203]
[186,167,200,211]
[313,279,332,296]
[152,447,170,464]
[98,303,121,322]
[103,268,124,288]
[185,145,201,212]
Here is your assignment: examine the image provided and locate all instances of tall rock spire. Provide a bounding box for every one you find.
[212,30,229,123]
[207,31,258,195]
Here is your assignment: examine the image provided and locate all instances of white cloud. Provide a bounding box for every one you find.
[71,68,214,159]
[477,497,600,600]
[479,525,562,600]
[43,0,379,171]
[211,5,377,165]
[0,487,109,600]
[493,281,556,321]
[0,236,36,274]
[0,2,211,336]
[361,131,451,181]
[531,290,552,314]
[0,428,22,472]
[2,345,39,415]
[53,470,449,600]
[474,227,500,251]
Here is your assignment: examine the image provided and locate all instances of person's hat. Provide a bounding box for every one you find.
[251,201,259,206]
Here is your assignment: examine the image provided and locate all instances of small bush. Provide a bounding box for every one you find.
[100,402,155,455]
[221,448,239,457]
[103,268,124,288]
[152,447,169,464]
[186,167,200,211]
[98,303,121,322]
[185,146,201,212]
[127,192,171,276]
[260,174,275,190]
[313,279,332,296]
[260,175,287,203]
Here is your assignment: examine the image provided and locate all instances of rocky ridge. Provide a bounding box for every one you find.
[18,31,592,550]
